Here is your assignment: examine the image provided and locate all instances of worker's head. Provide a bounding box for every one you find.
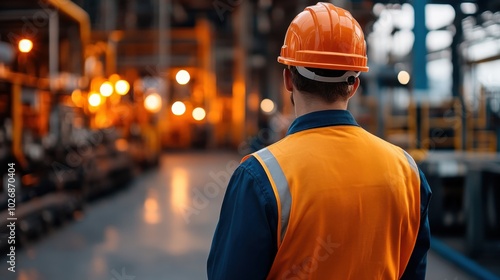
[278,2,368,105]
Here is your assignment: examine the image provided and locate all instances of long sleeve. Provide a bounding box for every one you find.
[401,169,432,280]
[207,156,278,280]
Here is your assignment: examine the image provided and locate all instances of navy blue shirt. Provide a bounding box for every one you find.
[208,110,432,280]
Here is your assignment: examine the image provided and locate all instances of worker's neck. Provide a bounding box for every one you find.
[294,93,348,117]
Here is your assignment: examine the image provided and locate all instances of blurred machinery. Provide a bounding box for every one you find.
[0,0,90,249]
[0,0,138,251]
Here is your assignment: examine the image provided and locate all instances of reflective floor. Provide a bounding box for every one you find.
[0,151,479,280]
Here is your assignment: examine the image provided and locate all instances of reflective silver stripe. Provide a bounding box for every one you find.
[256,148,291,242]
[403,150,418,176]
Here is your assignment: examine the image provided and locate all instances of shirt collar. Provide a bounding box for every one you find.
[286,110,359,136]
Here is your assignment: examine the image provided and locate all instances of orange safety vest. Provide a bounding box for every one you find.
[251,125,421,279]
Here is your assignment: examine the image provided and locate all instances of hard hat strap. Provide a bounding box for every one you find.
[296,66,360,84]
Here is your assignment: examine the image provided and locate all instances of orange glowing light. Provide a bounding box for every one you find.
[171,101,186,116]
[175,70,190,85]
[100,81,113,97]
[115,138,128,151]
[18,39,33,53]
[71,89,83,107]
[192,107,206,121]
[144,93,162,113]
[260,98,275,114]
[115,80,130,95]
[88,92,102,107]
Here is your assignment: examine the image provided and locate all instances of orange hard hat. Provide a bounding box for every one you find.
[277,2,369,72]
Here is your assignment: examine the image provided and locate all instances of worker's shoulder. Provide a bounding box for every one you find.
[362,129,418,166]
[239,152,267,175]
[236,152,276,190]
[354,128,411,157]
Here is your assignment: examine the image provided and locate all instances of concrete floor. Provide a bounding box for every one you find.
[0,151,485,280]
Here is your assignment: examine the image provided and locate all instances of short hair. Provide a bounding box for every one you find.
[289,66,351,103]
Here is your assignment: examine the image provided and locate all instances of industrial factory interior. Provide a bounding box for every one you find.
[0,0,500,279]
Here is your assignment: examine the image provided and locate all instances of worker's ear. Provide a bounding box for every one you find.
[347,77,360,99]
[283,68,293,92]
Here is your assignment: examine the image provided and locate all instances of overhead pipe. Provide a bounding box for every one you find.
[48,11,58,92]
[45,0,91,75]
[45,0,90,47]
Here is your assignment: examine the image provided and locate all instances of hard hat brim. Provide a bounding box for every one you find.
[278,56,369,72]
[278,49,369,72]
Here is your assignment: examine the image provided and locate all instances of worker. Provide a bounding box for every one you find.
[207,2,431,279]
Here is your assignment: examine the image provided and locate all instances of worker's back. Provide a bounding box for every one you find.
[255,124,421,279]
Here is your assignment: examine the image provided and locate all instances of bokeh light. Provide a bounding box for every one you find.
[115,80,130,95]
[71,89,83,107]
[18,39,33,53]
[192,107,206,121]
[460,2,477,14]
[175,70,191,85]
[171,101,187,116]
[109,73,120,83]
[144,93,162,113]
[260,98,275,114]
[397,71,411,85]
[100,81,114,97]
[115,138,128,152]
[88,92,102,107]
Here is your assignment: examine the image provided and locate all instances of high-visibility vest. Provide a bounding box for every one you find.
[251,125,421,279]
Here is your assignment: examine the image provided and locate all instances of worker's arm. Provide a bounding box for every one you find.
[401,169,432,280]
[207,156,278,280]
